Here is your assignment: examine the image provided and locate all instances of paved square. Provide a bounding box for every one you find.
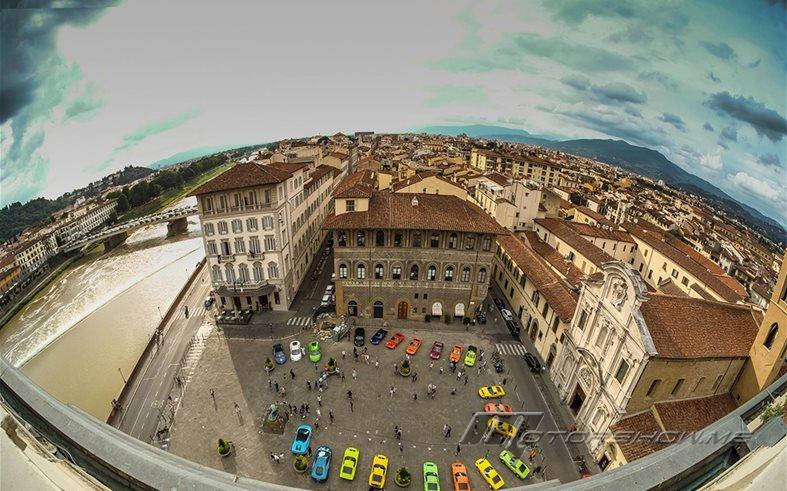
[168,323,544,489]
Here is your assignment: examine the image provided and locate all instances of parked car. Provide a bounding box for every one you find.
[500,309,514,322]
[308,341,322,362]
[330,272,336,283]
[524,353,542,373]
[370,329,388,345]
[405,338,422,355]
[353,327,366,347]
[325,285,335,295]
[290,424,313,454]
[423,461,440,491]
[311,446,332,482]
[451,462,470,491]
[320,294,333,307]
[289,340,303,361]
[273,343,286,364]
[385,332,405,349]
[478,385,506,399]
[506,319,520,336]
[429,341,444,360]
[487,417,517,438]
[449,344,463,363]
[484,403,513,414]
[499,450,530,480]
[464,345,478,366]
[475,458,504,490]
[339,447,360,481]
[492,296,504,310]
[368,454,389,489]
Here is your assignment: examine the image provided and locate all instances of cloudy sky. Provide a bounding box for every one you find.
[1,0,786,222]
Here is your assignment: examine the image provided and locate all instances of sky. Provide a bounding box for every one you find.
[1,0,786,223]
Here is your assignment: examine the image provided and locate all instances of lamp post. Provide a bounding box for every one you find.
[118,367,127,384]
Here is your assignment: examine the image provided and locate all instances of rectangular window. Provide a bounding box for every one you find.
[346,200,355,212]
[206,241,217,255]
[264,189,272,205]
[392,266,401,280]
[681,277,689,286]
[394,232,403,247]
[412,232,422,248]
[247,218,258,231]
[671,378,684,396]
[693,377,705,392]
[414,293,419,299]
[234,238,245,254]
[646,379,661,397]
[264,235,276,251]
[262,216,274,230]
[614,360,629,384]
[249,237,261,253]
[577,310,588,331]
[204,223,215,236]
[671,269,678,279]
[232,219,243,233]
[217,221,228,234]
[712,375,723,390]
[482,236,492,251]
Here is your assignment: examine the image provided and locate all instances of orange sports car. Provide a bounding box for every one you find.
[451,461,470,491]
[406,338,422,355]
[385,332,405,349]
[449,344,463,363]
[484,403,513,414]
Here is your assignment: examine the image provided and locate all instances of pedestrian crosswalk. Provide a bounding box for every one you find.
[495,342,528,356]
[287,316,313,327]
[173,305,208,321]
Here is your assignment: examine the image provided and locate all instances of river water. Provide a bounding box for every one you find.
[0,198,205,421]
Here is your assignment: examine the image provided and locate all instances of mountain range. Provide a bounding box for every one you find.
[418,124,786,245]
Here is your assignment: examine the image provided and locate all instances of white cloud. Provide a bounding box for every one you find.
[698,151,723,170]
[727,171,783,201]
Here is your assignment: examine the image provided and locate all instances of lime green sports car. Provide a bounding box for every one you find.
[339,447,359,480]
[308,341,321,362]
[423,461,440,491]
[499,450,530,479]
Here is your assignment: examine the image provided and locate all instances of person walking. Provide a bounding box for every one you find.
[502,377,507,386]
[456,445,461,455]
[307,380,312,391]
[413,392,418,401]
[305,404,310,414]
[439,366,444,375]
[317,395,322,407]
[316,408,321,419]
[290,369,296,379]
[375,359,379,369]
[274,381,279,393]
[210,389,215,400]
[389,386,396,398]
[411,372,418,383]
[394,363,399,375]
[464,377,468,386]
[398,442,403,453]
[347,390,353,399]
[329,410,334,424]
[446,426,452,438]
[341,350,346,359]
[349,400,354,412]
[352,369,357,380]
[429,361,434,370]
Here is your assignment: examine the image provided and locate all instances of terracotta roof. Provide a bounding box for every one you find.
[522,231,584,288]
[304,165,340,189]
[565,221,634,243]
[486,172,511,187]
[391,171,436,192]
[323,192,506,235]
[640,294,759,358]
[534,218,614,268]
[190,162,305,195]
[656,278,688,296]
[612,394,737,462]
[497,234,578,322]
[332,169,377,198]
[625,221,746,303]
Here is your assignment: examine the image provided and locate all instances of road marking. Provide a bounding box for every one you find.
[287,316,311,326]
[496,343,527,356]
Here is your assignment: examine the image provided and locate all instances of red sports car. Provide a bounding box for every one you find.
[385,332,405,349]
[429,341,444,360]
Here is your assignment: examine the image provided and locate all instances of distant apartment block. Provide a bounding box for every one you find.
[469,148,562,187]
[54,200,118,245]
[473,173,560,231]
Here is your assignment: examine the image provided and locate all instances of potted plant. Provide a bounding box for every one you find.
[293,454,309,473]
[264,357,274,373]
[425,315,431,323]
[394,466,411,487]
[399,358,411,377]
[326,357,337,374]
[217,438,233,457]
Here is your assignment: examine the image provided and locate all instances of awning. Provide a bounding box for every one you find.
[454,303,465,317]
[216,283,275,297]
[432,302,443,316]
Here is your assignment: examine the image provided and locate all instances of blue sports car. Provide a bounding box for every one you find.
[291,424,313,454]
[370,328,388,345]
[273,343,287,365]
[311,446,333,482]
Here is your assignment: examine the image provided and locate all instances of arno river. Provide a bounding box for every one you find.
[0,198,204,420]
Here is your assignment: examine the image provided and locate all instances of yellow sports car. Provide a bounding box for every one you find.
[339,447,359,480]
[487,417,517,438]
[475,458,504,490]
[368,454,388,489]
[478,385,506,399]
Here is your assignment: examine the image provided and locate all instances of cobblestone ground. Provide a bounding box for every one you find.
[169,324,543,489]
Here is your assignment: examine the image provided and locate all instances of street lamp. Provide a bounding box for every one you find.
[118,367,127,384]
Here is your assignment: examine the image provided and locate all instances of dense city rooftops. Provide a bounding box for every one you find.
[535,218,615,267]
[190,162,307,195]
[640,294,760,359]
[566,221,635,243]
[522,231,584,288]
[331,169,377,198]
[323,192,506,235]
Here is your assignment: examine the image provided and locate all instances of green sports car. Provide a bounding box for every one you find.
[499,450,530,479]
[423,461,440,491]
[308,341,321,363]
[464,345,478,367]
[339,447,359,481]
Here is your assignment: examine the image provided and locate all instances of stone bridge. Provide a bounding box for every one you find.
[60,205,198,253]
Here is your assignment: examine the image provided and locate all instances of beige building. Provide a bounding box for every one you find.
[54,199,117,245]
[391,172,468,199]
[192,161,338,311]
[470,148,562,187]
[474,175,560,231]
[732,251,787,403]
[324,187,505,321]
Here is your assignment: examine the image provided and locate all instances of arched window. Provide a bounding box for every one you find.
[267,262,279,279]
[427,265,437,281]
[460,267,471,282]
[376,230,385,247]
[356,263,366,279]
[430,232,441,248]
[225,264,236,282]
[373,300,383,319]
[253,262,263,282]
[212,265,223,282]
[465,234,476,249]
[356,230,366,247]
[448,233,458,249]
[478,268,487,283]
[339,263,348,279]
[348,300,358,317]
[392,265,402,280]
[764,323,779,349]
[238,263,250,282]
[444,266,454,281]
[337,230,347,247]
[410,264,419,280]
[374,264,384,279]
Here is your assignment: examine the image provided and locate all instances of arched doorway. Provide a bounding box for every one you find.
[397,301,408,319]
[529,320,538,342]
[373,301,384,319]
[454,303,465,318]
[547,343,557,368]
[432,302,443,317]
[348,300,358,317]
